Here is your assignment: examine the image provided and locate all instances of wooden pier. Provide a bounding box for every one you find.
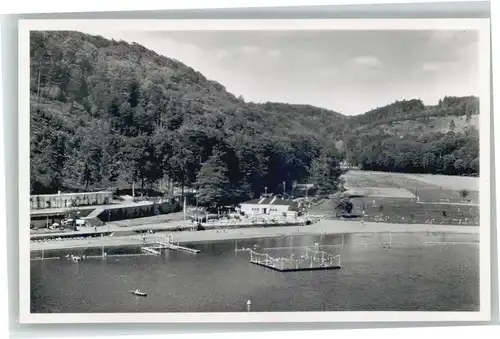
[141,236,200,255]
[141,247,161,255]
[150,242,201,254]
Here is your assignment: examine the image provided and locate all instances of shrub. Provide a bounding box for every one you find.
[460,189,469,201]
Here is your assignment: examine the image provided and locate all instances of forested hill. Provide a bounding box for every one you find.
[30,30,479,199]
[341,97,479,175]
[30,30,345,198]
[347,96,479,127]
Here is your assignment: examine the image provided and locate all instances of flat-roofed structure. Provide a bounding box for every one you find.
[30,191,113,210]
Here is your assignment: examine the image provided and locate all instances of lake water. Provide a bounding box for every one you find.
[31,232,479,313]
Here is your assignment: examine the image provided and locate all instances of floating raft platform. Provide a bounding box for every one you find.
[248,247,341,272]
[250,259,341,272]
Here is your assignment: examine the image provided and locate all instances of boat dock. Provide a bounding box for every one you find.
[141,236,200,255]
[141,247,161,255]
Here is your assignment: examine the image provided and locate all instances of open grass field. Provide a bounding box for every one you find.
[308,170,480,226]
[342,170,479,203]
[351,197,479,225]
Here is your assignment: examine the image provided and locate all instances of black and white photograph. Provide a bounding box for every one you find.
[19,19,491,323]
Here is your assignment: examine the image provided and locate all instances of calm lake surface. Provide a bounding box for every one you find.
[31,232,479,313]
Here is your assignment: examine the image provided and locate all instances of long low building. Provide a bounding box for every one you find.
[239,196,298,216]
[30,191,113,210]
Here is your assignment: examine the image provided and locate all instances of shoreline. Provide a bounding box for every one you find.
[30,220,479,252]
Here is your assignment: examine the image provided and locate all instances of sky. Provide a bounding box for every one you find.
[80,29,479,115]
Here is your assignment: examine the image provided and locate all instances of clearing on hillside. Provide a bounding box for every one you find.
[342,170,479,203]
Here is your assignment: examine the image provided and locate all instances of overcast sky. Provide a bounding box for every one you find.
[81,29,479,115]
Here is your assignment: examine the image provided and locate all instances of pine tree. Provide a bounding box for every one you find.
[195,150,232,209]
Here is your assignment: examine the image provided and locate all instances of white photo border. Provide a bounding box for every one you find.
[18,18,492,324]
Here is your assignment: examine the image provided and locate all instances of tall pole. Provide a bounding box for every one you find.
[283,181,286,196]
[183,196,187,221]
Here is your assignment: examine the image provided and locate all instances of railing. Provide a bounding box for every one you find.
[248,247,341,270]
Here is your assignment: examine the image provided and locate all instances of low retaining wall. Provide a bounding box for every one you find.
[96,201,181,223]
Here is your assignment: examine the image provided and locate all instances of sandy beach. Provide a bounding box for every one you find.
[30,219,479,251]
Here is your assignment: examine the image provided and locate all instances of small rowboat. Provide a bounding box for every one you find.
[130,289,147,297]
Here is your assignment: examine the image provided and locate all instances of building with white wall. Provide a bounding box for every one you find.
[239,196,298,217]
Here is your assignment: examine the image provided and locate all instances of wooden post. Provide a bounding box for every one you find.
[41,248,44,261]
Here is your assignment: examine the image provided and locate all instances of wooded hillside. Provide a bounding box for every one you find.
[30,31,479,203]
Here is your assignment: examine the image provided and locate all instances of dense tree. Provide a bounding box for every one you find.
[310,149,343,196]
[345,126,479,177]
[336,198,353,216]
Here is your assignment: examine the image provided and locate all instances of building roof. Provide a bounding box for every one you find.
[31,191,112,198]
